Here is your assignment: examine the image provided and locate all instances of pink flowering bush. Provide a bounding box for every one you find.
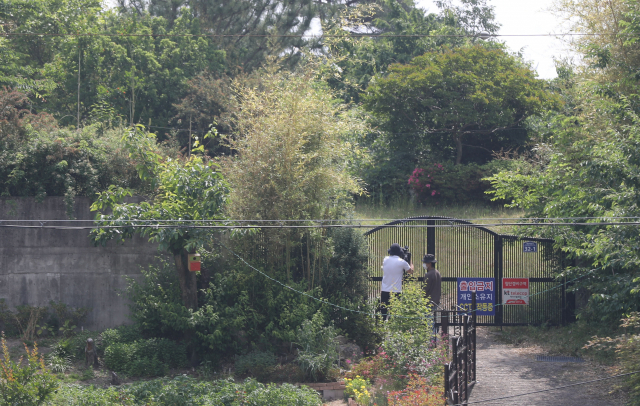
[407,165,443,202]
[407,161,511,204]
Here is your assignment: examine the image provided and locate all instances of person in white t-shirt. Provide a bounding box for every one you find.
[380,243,414,320]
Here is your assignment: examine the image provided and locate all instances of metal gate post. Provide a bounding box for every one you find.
[427,219,435,255]
[441,310,449,337]
[444,363,451,405]
[472,292,477,382]
[494,235,503,326]
[451,336,459,405]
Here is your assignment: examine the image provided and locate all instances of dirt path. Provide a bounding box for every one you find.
[468,327,627,405]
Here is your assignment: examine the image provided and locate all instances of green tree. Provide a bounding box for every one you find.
[116,0,322,70]
[45,9,225,129]
[486,90,640,322]
[321,0,499,104]
[1,1,225,134]
[364,45,558,166]
[90,126,229,310]
[223,65,367,281]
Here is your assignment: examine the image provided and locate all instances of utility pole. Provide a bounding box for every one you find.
[188,115,192,157]
[130,63,135,127]
[77,42,81,131]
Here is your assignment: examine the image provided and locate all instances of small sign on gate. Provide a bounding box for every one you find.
[457,278,495,316]
[523,241,538,252]
[502,278,529,305]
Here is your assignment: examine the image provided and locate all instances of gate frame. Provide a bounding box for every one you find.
[365,216,575,327]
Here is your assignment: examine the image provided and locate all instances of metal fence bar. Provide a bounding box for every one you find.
[440,292,477,405]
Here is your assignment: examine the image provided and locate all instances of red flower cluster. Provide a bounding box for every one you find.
[407,164,444,201]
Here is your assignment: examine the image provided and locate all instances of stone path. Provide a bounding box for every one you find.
[468,328,627,405]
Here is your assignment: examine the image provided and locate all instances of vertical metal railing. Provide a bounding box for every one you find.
[442,292,477,405]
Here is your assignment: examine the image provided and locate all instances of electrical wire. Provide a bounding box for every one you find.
[1,221,640,229]
[455,370,640,405]
[217,240,600,320]
[4,216,640,222]
[0,32,636,38]
[216,241,377,317]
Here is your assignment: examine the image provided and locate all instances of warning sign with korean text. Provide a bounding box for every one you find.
[457,278,495,316]
[502,278,529,305]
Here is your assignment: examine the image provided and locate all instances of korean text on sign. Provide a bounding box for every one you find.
[457,278,496,316]
[502,278,529,305]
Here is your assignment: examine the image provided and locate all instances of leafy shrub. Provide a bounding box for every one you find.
[125,376,321,406]
[0,124,148,205]
[0,335,58,406]
[0,300,89,339]
[68,331,103,360]
[46,344,72,374]
[234,350,277,381]
[323,227,380,350]
[295,312,339,382]
[125,261,191,341]
[53,376,323,405]
[13,305,47,341]
[101,325,143,348]
[383,279,449,379]
[103,338,187,377]
[269,363,305,383]
[345,353,387,381]
[585,312,640,405]
[50,385,131,406]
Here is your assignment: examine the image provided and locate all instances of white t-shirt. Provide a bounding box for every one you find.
[381,255,411,293]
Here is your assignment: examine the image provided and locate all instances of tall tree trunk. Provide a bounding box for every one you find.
[454,134,463,165]
[174,249,198,310]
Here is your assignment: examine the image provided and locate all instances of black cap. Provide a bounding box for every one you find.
[423,254,437,263]
[388,243,403,256]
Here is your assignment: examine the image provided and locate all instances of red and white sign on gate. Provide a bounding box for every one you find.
[502,278,529,305]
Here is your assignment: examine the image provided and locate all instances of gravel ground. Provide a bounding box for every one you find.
[468,327,628,406]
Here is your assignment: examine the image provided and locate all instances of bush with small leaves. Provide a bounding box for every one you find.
[234,350,277,381]
[295,312,339,382]
[0,335,58,406]
[103,337,187,377]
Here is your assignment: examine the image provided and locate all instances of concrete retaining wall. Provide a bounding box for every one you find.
[0,197,163,331]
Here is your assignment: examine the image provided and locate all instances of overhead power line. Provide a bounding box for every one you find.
[4,216,640,222]
[0,32,634,38]
[2,221,640,230]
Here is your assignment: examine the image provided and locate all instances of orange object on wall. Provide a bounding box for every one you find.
[188,253,201,272]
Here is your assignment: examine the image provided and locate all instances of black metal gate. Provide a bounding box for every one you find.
[365,216,575,326]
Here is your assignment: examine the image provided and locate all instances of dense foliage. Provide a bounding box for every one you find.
[91,126,229,310]
[102,325,188,377]
[484,0,640,343]
[364,45,559,167]
[407,160,512,204]
[51,376,322,405]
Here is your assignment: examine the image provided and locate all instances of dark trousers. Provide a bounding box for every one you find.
[380,291,400,320]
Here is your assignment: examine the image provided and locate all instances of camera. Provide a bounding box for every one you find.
[400,246,411,264]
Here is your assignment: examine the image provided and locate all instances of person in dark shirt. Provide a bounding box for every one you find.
[422,254,442,335]
[422,254,441,308]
